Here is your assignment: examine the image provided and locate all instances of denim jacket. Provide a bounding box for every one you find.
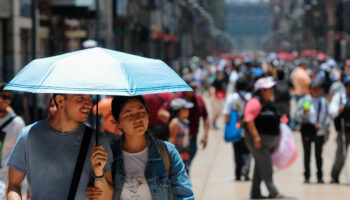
[111,132,194,200]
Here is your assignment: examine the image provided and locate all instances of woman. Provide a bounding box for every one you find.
[244,77,283,199]
[88,95,194,200]
[168,98,193,172]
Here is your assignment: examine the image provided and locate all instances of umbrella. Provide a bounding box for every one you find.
[5,47,192,144]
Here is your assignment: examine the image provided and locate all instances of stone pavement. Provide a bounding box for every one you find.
[189,123,350,200]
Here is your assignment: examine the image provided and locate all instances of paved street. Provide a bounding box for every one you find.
[190,97,350,200]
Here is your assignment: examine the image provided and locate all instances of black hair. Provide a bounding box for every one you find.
[0,83,7,91]
[111,95,148,121]
[53,93,67,108]
[235,78,249,92]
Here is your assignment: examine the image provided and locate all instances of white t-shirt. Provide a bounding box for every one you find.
[0,112,25,197]
[222,91,252,116]
[121,147,152,200]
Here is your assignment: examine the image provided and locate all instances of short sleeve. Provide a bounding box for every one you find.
[6,128,28,173]
[244,98,262,122]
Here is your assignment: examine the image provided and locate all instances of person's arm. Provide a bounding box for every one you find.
[201,116,209,149]
[90,144,114,200]
[157,108,170,124]
[246,121,261,149]
[7,168,25,200]
[168,119,179,145]
[244,98,262,149]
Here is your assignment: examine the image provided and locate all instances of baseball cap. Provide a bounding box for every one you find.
[170,98,194,110]
[254,77,276,91]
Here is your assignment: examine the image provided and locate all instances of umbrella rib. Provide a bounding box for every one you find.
[35,62,57,92]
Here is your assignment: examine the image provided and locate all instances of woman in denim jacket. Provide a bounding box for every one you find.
[88,95,194,200]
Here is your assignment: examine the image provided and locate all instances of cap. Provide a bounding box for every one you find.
[254,77,276,91]
[170,98,194,110]
[183,74,199,88]
[310,79,321,88]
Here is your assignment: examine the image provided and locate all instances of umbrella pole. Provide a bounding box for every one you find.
[96,95,100,146]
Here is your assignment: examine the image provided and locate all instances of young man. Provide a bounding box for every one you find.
[329,77,350,183]
[0,83,25,199]
[6,94,113,200]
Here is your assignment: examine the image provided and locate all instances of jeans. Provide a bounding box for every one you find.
[188,137,198,168]
[245,133,280,197]
[233,139,251,179]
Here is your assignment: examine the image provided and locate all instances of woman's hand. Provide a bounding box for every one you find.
[86,186,103,200]
[91,143,107,177]
[253,135,261,149]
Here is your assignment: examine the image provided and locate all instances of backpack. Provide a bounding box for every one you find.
[275,80,291,102]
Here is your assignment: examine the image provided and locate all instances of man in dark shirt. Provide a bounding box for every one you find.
[143,93,172,140]
[158,78,209,169]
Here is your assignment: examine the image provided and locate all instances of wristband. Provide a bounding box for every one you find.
[93,171,105,179]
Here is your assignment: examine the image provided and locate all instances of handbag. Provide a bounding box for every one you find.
[224,110,243,143]
[272,123,298,169]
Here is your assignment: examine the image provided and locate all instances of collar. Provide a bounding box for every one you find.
[114,131,162,163]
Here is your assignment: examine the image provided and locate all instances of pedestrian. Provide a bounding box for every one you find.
[295,80,331,184]
[244,77,283,199]
[168,98,193,172]
[143,93,172,141]
[92,96,122,143]
[290,60,311,129]
[86,95,194,200]
[158,75,209,170]
[6,93,113,199]
[329,76,350,184]
[274,69,292,118]
[222,78,252,181]
[0,83,25,199]
[210,71,227,129]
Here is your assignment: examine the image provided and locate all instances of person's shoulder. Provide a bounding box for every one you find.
[17,120,46,139]
[11,114,26,128]
[161,140,176,153]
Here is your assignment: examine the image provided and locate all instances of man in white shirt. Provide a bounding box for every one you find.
[222,78,252,181]
[329,77,350,184]
[0,83,25,199]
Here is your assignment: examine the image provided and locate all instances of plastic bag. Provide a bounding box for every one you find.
[272,123,298,169]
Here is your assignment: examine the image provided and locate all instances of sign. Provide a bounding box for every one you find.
[65,30,87,38]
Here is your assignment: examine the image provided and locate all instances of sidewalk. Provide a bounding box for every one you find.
[189,96,350,199]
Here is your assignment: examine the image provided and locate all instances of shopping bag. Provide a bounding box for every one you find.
[272,123,298,169]
[224,110,243,143]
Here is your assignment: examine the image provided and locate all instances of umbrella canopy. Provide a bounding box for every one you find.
[5,47,192,95]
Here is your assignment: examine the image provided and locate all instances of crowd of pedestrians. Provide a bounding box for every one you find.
[1,52,350,199]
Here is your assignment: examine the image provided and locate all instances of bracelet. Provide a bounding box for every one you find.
[93,171,105,179]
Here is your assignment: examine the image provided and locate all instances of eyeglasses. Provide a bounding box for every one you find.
[0,94,11,100]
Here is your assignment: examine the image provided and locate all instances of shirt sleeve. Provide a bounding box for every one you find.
[5,128,28,173]
[244,98,262,122]
[329,92,345,118]
[222,94,234,115]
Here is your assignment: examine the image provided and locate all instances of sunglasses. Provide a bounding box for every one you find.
[0,94,11,100]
